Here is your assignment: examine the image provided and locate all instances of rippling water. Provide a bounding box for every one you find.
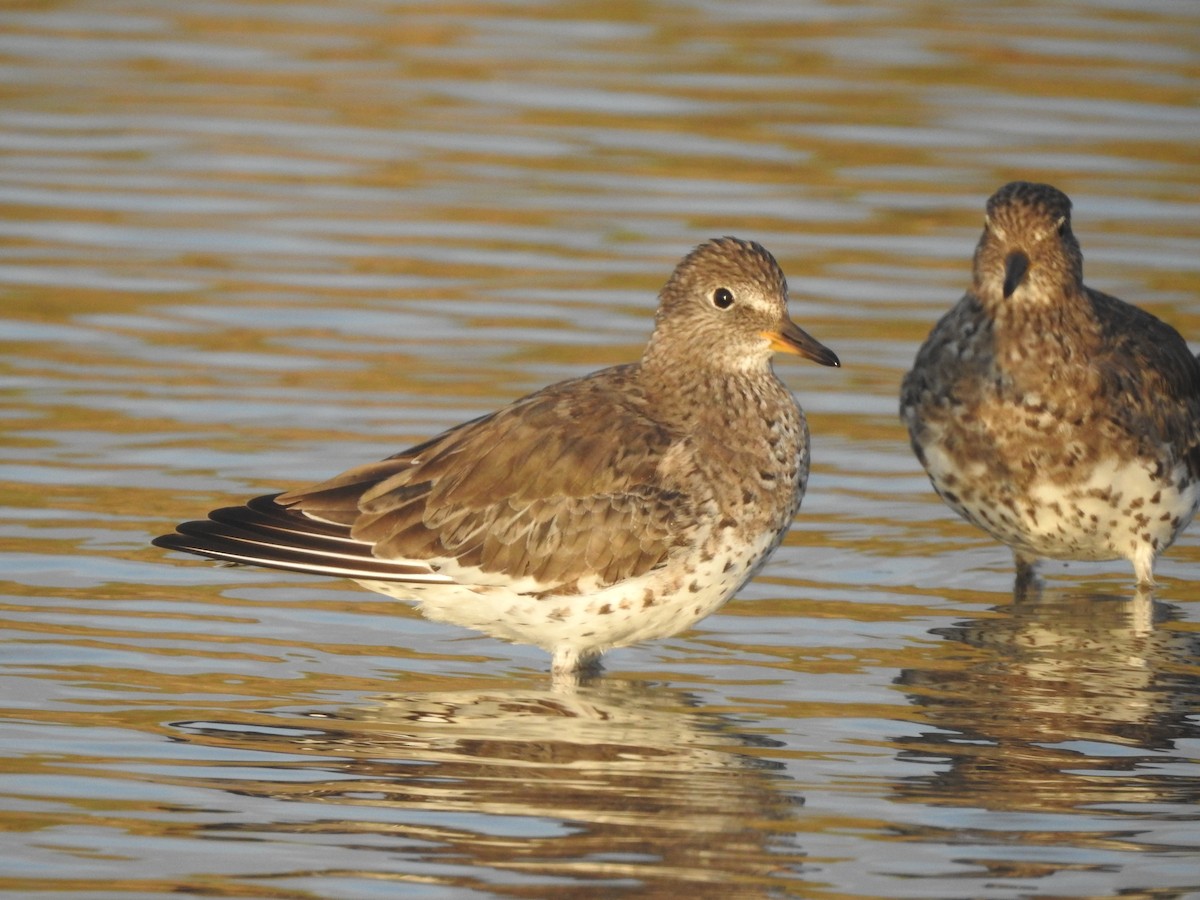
[2,1,1198,897]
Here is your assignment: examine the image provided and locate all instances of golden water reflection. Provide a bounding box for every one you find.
[896,584,1200,816]
[18,677,809,897]
[185,684,801,897]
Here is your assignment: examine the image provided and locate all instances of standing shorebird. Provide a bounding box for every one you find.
[155,237,840,678]
[901,181,1200,585]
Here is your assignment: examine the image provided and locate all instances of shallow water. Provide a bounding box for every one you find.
[2,1,1198,897]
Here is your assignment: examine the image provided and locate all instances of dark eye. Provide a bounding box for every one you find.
[712,287,734,309]
[1055,215,1068,235]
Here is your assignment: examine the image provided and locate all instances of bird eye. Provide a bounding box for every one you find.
[1054,215,1068,235]
[712,287,734,309]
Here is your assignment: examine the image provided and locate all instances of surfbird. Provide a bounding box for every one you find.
[155,237,841,676]
[901,181,1200,585]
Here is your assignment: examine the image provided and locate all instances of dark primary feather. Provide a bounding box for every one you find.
[153,494,443,581]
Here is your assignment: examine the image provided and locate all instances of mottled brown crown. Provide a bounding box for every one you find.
[659,237,787,313]
[986,181,1073,226]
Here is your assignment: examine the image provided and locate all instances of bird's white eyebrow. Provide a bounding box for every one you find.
[1030,215,1068,244]
[984,214,1007,241]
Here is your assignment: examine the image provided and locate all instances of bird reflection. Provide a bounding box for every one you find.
[169,679,804,898]
[894,580,1200,815]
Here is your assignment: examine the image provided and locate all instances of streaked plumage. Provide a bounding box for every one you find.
[901,181,1200,585]
[155,237,840,676]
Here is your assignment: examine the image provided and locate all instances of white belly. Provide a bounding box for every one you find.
[927,442,1200,567]
[358,529,780,657]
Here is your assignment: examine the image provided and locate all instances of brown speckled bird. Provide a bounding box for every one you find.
[155,238,840,677]
[901,181,1200,585]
